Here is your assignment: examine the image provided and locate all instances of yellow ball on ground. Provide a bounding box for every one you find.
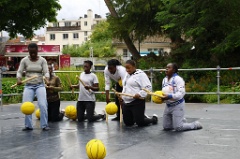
[105,102,118,115]
[21,102,35,115]
[118,79,123,87]
[86,139,106,159]
[152,91,164,104]
[65,105,77,120]
[35,108,40,119]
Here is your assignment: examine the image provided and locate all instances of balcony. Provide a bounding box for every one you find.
[46,26,81,32]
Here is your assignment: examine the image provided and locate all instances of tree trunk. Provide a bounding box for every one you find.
[104,0,141,60]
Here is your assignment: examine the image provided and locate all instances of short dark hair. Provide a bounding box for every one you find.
[125,60,136,67]
[172,63,178,73]
[107,59,121,67]
[84,60,93,67]
[28,43,38,50]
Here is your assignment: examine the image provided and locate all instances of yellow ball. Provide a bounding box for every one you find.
[118,79,123,87]
[21,102,35,115]
[152,91,164,104]
[65,105,77,120]
[35,108,40,119]
[86,139,106,159]
[105,102,118,115]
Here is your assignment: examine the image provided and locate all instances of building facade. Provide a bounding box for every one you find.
[45,9,104,51]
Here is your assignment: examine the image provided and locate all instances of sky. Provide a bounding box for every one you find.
[2,0,109,36]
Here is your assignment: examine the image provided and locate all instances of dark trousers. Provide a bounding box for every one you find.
[115,83,123,118]
[48,100,64,122]
[123,99,153,127]
[77,101,102,122]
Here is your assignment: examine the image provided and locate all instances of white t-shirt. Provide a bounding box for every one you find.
[162,73,185,102]
[122,69,152,103]
[104,65,127,90]
[78,72,99,101]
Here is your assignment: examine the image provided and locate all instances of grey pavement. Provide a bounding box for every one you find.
[0,102,240,159]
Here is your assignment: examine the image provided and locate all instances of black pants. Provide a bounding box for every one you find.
[123,99,153,127]
[115,83,123,118]
[48,100,64,122]
[77,101,102,122]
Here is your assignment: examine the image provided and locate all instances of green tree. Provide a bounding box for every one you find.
[0,0,61,38]
[156,0,240,67]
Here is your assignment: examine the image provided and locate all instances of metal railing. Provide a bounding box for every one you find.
[1,66,240,106]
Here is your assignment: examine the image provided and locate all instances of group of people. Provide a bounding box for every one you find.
[16,43,202,132]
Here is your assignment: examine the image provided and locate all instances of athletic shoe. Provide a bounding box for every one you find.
[152,114,158,124]
[194,121,203,130]
[22,127,33,131]
[101,110,106,120]
[144,114,150,119]
[42,127,50,131]
[111,117,120,121]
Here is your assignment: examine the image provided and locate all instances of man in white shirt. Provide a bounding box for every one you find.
[104,59,127,121]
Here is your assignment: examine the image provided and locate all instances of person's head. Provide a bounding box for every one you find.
[107,59,121,74]
[28,43,38,60]
[125,60,136,74]
[48,64,53,74]
[165,63,178,77]
[83,60,93,73]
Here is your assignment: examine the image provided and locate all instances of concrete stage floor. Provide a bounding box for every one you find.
[0,102,240,159]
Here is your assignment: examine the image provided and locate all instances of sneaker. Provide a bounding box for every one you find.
[194,121,203,130]
[42,127,50,131]
[22,127,33,131]
[60,109,65,114]
[152,114,158,124]
[111,117,120,121]
[144,114,150,119]
[101,110,106,120]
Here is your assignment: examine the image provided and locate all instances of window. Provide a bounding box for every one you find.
[64,22,71,26]
[63,34,68,39]
[53,23,58,27]
[73,33,79,39]
[50,34,55,40]
[63,45,67,48]
[154,48,158,51]
[123,49,128,57]
[148,48,153,52]
[73,44,79,48]
[84,21,87,26]
[84,37,88,41]
[84,31,88,36]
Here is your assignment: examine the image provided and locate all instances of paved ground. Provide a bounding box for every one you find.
[0,102,240,159]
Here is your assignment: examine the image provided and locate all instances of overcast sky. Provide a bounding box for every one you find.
[2,0,109,36]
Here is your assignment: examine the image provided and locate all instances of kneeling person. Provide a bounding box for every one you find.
[71,61,105,122]
[122,60,158,127]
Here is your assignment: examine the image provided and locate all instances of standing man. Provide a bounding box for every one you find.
[17,43,50,131]
[104,59,127,121]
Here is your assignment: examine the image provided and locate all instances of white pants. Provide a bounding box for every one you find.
[163,101,196,131]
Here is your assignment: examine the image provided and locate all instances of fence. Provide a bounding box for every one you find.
[1,66,240,106]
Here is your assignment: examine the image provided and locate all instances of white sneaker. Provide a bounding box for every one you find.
[194,121,203,130]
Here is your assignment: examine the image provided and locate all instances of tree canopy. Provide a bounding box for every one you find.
[105,0,240,67]
[0,0,61,38]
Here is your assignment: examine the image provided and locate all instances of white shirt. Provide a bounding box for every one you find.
[162,73,185,102]
[104,65,127,90]
[122,69,152,103]
[78,72,99,101]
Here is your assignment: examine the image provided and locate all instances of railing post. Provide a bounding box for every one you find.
[150,67,153,103]
[217,65,220,104]
[0,68,2,107]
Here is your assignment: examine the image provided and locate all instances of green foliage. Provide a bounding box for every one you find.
[2,78,23,103]
[155,0,240,67]
[0,0,61,38]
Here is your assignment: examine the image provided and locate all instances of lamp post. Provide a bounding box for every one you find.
[90,47,94,70]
